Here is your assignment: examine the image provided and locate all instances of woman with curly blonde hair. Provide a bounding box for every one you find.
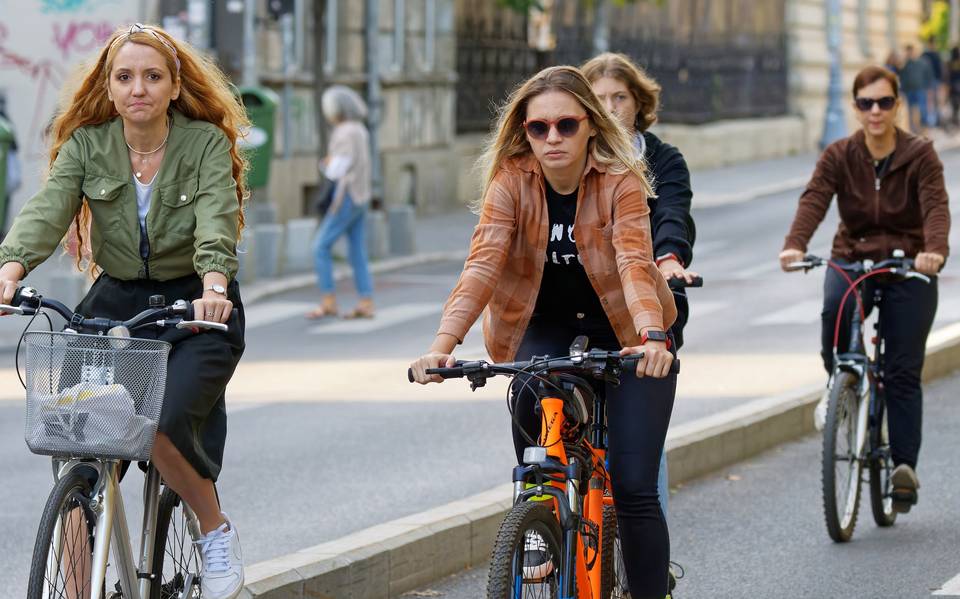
[0,23,249,598]
[411,65,678,598]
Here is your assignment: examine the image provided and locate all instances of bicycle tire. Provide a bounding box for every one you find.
[27,467,104,599]
[821,371,863,542]
[868,396,898,527]
[486,501,564,599]
[151,485,203,599]
[602,504,625,599]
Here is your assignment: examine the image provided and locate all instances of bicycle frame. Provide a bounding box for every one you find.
[833,281,888,467]
[511,385,612,599]
[51,458,200,599]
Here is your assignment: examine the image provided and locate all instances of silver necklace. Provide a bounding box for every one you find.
[126,120,170,179]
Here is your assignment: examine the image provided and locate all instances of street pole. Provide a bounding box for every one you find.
[592,0,610,55]
[366,0,383,204]
[281,11,294,159]
[820,0,846,149]
[242,0,257,86]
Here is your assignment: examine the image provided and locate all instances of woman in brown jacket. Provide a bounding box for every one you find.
[410,66,678,597]
[780,65,950,510]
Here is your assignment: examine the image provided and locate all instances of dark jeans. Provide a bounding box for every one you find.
[511,315,676,598]
[821,266,938,469]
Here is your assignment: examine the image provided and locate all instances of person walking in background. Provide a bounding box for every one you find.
[922,37,945,128]
[900,44,934,134]
[884,49,903,75]
[583,50,696,594]
[306,85,375,320]
[947,46,960,129]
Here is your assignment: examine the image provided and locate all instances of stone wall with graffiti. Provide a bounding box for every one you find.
[0,0,154,223]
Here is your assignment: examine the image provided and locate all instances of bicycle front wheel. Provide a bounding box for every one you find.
[869,396,898,527]
[602,504,628,599]
[27,467,104,599]
[486,501,564,599]
[821,371,863,542]
[151,486,203,599]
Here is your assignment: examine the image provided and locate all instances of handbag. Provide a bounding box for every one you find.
[313,175,337,217]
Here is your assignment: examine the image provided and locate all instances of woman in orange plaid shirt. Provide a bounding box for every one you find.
[410,65,678,598]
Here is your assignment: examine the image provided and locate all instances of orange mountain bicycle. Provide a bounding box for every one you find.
[410,336,679,598]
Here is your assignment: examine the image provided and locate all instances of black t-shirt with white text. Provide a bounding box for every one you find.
[533,182,606,319]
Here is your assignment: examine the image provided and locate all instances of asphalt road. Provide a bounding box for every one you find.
[2,149,960,594]
[412,370,960,599]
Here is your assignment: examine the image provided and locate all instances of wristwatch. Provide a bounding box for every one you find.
[640,329,671,349]
[204,284,227,296]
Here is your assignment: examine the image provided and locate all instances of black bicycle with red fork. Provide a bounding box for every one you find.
[788,250,932,542]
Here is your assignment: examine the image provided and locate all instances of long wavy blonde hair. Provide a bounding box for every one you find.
[581,52,661,133]
[48,23,250,273]
[475,65,652,211]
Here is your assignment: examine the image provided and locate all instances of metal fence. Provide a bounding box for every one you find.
[455,0,788,132]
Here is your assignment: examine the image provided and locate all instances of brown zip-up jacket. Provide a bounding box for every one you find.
[437,154,677,363]
[783,129,950,262]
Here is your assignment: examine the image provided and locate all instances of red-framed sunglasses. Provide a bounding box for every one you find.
[523,114,590,140]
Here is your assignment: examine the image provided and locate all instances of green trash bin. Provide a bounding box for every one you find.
[238,87,279,189]
[0,116,13,233]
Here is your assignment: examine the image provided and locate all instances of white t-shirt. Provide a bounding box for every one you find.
[133,174,155,230]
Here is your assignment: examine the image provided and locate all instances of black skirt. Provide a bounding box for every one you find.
[75,273,245,481]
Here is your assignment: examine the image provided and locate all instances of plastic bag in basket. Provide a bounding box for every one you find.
[28,382,153,456]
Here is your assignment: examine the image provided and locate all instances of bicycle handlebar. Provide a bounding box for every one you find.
[787,254,931,283]
[0,287,233,333]
[407,350,680,384]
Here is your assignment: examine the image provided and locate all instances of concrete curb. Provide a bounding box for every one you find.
[239,326,960,598]
[242,250,470,306]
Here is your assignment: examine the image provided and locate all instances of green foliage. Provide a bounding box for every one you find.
[920,0,949,50]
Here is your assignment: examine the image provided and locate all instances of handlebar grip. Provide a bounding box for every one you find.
[620,355,681,375]
[668,275,703,290]
[184,305,239,322]
[407,366,466,382]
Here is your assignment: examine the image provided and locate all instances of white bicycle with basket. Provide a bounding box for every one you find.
[7,287,230,599]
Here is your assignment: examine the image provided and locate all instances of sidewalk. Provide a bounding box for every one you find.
[243,127,960,305]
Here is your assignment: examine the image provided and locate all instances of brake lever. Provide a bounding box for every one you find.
[0,304,30,316]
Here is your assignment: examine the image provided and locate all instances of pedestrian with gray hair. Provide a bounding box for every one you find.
[306,85,375,319]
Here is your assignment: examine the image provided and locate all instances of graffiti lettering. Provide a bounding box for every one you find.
[52,21,114,60]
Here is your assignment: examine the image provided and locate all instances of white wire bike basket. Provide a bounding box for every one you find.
[22,331,171,461]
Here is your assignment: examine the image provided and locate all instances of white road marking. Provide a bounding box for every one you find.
[244,301,317,330]
[379,273,459,285]
[308,302,440,335]
[933,572,960,595]
[750,299,822,326]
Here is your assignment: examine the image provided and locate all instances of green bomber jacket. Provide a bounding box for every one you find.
[0,109,240,281]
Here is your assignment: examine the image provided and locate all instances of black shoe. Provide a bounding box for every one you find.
[890,464,919,513]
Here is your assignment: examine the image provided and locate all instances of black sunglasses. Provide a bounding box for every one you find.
[854,96,896,112]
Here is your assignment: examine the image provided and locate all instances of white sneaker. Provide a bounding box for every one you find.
[522,533,554,581]
[197,513,244,599]
[813,387,829,432]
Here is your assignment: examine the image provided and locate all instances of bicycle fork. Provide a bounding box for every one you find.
[54,461,168,599]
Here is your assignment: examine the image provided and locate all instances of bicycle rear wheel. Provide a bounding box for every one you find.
[602,504,627,599]
[151,486,203,599]
[27,467,105,599]
[869,396,898,527]
[486,501,564,599]
[821,371,863,542]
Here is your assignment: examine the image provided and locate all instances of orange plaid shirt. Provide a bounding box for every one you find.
[437,154,677,362]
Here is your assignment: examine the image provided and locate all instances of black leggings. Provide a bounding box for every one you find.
[820,266,937,469]
[510,316,676,598]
